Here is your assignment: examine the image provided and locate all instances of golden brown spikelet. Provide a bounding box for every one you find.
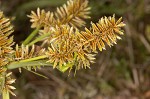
[75,47,96,70]
[74,30,96,69]
[0,11,14,74]
[14,44,46,71]
[0,11,15,96]
[45,25,96,70]
[45,25,75,68]
[46,43,74,68]
[0,11,14,57]
[79,15,125,52]
[14,44,35,61]
[28,8,56,28]
[0,58,8,67]
[28,0,90,29]
[55,0,91,28]
[1,72,16,96]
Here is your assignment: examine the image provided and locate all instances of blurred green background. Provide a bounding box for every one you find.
[1,0,150,99]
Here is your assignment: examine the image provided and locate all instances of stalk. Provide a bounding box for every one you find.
[19,55,47,62]
[23,27,40,45]
[28,32,51,46]
[2,89,9,99]
[7,55,48,70]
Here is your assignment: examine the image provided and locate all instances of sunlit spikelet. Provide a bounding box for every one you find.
[14,44,46,71]
[0,58,8,67]
[28,8,56,28]
[46,43,74,69]
[0,11,14,57]
[0,11,14,76]
[80,15,125,52]
[14,44,35,61]
[45,25,75,68]
[0,11,15,96]
[28,0,90,29]
[2,72,16,96]
[0,58,7,77]
[45,25,96,70]
[74,31,96,69]
[75,49,96,70]
[40,25,75,45]
[50,25,74,43]
[55,0,91,28]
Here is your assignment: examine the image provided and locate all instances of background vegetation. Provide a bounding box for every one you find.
[0,0,150,99]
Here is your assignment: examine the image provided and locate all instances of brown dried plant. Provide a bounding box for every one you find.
[28,0,90,28]
[0,11,16,96]
[28,0,125,70]
[0,0,125,98]
[54,0,90,27]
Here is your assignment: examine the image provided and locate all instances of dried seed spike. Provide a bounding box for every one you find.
[80,15,125,52]
[116,17,122,25]
[14,44,35,61]
[55,0,91,28]
[14,44,42,71]
[0,10,14,57]
[2,72,16,96]
[7,79,16,84]
[7,85,16,90]
[28,8,56,28]
[6,72,12,77]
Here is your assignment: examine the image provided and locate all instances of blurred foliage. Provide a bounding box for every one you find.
[1,0,150,99]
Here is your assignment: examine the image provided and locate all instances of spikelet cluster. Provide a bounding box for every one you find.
[79,15,125,52]
[45,25,96,70]
[55,0,90,27]
[28,0,90,28]
[28,8,55,28]
[1,72,16,96]
[0,11,46,96]
[44,16,125,70]
[28,0,125,71]
[46,25,74,68]
[0,11,16,95]
[0,11,14,60]
[15,44,35,61]
[14,44,46,71]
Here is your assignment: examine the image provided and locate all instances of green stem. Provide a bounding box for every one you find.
[2,89,9,99]
[23,27,40,45]
[7,60,52,70]
[28,32,51,46]
[19,55,47,62]
[7,55,48,70]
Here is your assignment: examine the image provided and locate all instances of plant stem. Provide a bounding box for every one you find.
[2,89,9,99]
[28,32,51,46]
[7,55,48,70]
[7,60,52,70]
[23,27,40,45]
[19,55,47,62]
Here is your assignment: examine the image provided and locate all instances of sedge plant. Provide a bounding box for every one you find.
[0,0,125,98]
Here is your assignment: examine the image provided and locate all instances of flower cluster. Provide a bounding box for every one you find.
[28,0,125,71]
[0,11,15,95]
[28,0,90,29]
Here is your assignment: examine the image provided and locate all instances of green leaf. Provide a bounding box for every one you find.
[7,60,52,70]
